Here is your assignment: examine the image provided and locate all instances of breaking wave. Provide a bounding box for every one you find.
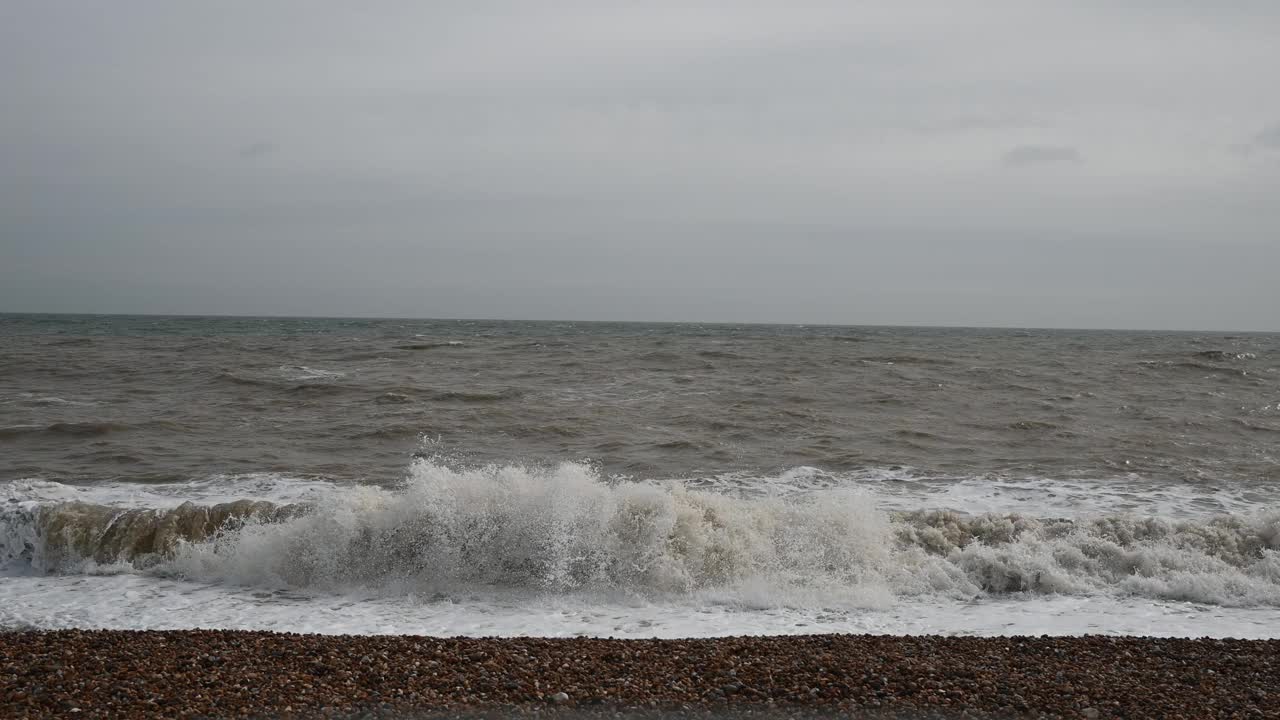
[3,460,1279,608]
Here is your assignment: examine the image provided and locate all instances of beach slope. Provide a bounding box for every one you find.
[2,630,1275,718]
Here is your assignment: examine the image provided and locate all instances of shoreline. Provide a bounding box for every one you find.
[2,630,1275,719]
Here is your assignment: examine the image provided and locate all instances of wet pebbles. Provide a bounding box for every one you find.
[2,630,1275,718]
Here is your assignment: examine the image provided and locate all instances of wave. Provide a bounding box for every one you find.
[12,394,98,407]
[4,461,1278,608]
[214,370,282,389]
[0,421,139,438]
[285,383,349,396]
[859,355,954,366]
[1233,419,1280,435]
[3,500,303,570]
[1194,351,1257,362]
[215,369,353,396]
[697,350,743,360]
[350,424,439,440]
[375,392,414,404]
[394,342,465,351]
[1138,360,1255,377]
[1174,362,1250,376]
[213,370,522,404]
[428,387,525,403]
[1005,420,1062,432]
[278,365,346,381]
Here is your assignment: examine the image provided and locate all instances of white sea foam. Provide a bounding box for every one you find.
[689,466,1280,519]
[2,574,1278,639]
[159,462,903,608]
[8,393,98,407]
[278,365,346,381]
[5,460,1279,613]
[4,460,1279,640]
[3,473,354,509]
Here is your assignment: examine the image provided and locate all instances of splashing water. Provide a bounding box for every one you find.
[6,459,1279,613]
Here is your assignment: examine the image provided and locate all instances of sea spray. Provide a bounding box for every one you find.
[164,459,898,600]
[3,459,1279,607]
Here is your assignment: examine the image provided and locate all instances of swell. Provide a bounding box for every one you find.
[859,355,954,366]
[212,370,317,393]
[1193,350,1257,362]
[0,421,182,439]
[374,386,527,403]
[1138,360,1257,378]
[214,371,349,395]
[1174,362,1251,376]
[427,387,525,403]
[5,461,1278,608]
[393,342,466,351]
[214,370,277,389]
[214,371,522,403]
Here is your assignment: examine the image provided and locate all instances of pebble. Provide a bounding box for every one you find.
[0,630,1276,718]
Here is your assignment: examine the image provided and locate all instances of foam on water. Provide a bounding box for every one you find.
[278,365,347,381]
[4,473,355,509]
[691,467,1280,519]
[3,459,1280,637]
[5,393,99,407]
[2,575,1277,639]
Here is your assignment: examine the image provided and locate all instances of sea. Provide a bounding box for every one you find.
[2,314,1278,639]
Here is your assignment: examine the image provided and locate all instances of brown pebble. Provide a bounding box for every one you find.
[0,630,1277,718]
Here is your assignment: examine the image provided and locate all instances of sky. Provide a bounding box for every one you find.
[2,2,1279,330]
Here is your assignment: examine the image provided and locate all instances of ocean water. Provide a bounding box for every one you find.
[2,314,1278,638]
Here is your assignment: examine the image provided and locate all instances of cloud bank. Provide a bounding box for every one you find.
[1,1,1278,329]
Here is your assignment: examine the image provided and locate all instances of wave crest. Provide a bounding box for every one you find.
[4,461,1279,608]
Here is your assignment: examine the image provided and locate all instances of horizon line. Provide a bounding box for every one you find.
[0,310,1274,335]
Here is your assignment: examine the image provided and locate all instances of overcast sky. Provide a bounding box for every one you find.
[2,2,1279,329]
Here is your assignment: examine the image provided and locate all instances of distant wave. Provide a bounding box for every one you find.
[214,370,281,389]
[11,394,97,407]
[217,367,349,389]
[394,341,465,351]
[697,350,743,360]
[1138,360,1254,377]
[377,386,527,403]
[1174,362,1250,375]
[1005,420,1061,432]
[375,392,414,404]
[0,421,150,439]
[350,424,440,440]
[278,365,346,381]
[285,383,349,396]
[213,370,522,403]
[859,355,954,366]
[428,387,525,403]
[1194,351,1257,362]
[5,460,1278,608]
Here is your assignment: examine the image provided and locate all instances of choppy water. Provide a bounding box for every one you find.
[2,314,1279,638]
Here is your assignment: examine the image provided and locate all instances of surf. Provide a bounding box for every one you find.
[5,459,1278,609]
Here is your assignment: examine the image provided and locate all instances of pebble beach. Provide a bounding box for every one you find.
[2,630,1276,719]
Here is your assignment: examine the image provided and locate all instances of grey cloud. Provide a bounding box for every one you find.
[238,142,277,159]
[1254,123,1280,150]
[1001,145,1082,168]
[2,1,1279,330]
